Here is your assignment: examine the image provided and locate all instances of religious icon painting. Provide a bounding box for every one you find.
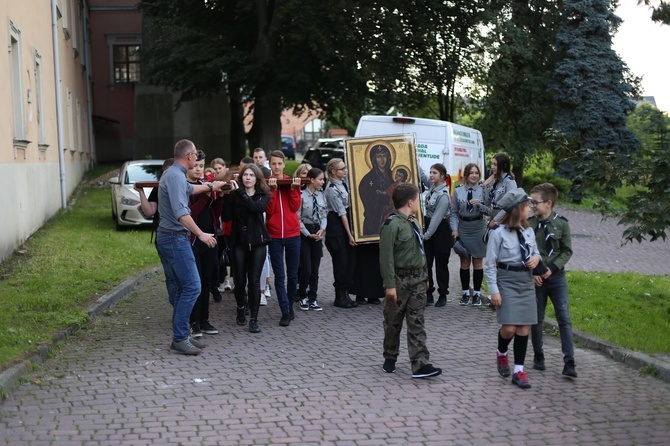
[344,134,423,243]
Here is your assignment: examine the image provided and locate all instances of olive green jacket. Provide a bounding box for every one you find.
[528,211,573,273]
[379,209,427,288]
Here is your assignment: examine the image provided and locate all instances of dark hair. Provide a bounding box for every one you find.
[195,150,206,162]
[430,163,447,180]
[395,168,408,181]
[392,183,420,209]
[239,164,270,194]
[162,158,174,171]
[174,139,194,158]
[498,202,529,229]
[269,150,285,161]
[307,167,323,180]
[463,163,480,181]
[493,153,514,181]
[240,156,254,165]
[530,183,558,205]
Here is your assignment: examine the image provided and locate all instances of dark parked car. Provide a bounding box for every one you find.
[281,135,296,160]
[302,138,346,171]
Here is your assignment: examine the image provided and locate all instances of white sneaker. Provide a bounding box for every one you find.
[260,295,267,306]
[223,279,233,291]
[217,282,226,292]
[264,288,271,297]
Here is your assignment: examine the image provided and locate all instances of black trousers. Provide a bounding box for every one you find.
[232,231,266,320]
[299,234,323,300]
[424,217,453,297]
[191,239,217,324]
[210,234,228,288]
[325,236,355,291]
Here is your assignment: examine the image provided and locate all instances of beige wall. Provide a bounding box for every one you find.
[0,1,92,262]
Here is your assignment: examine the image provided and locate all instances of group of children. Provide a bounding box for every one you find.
[381,153,576,388]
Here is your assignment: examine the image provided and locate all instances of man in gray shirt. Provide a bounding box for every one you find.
[156,139,225,355]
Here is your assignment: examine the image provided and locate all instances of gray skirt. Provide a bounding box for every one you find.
[496,268,537,326]
[458,218,487,258]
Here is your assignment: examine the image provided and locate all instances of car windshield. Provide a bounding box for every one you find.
[319,150,344,163]
[124,164,163,184]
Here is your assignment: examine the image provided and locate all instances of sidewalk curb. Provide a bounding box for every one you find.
[542,318,670,383]
[0,267,161,400]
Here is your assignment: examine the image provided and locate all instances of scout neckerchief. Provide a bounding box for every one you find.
[537,214,555,257]
[516,229,531,265]
[408,215,425,255]
[466,187,474,212]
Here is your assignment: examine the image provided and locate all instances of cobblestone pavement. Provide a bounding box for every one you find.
[0,207,668,445]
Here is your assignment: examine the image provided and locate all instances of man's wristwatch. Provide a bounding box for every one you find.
[207,183,213,192]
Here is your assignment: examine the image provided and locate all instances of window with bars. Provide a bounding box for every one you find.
[113,45,141,83]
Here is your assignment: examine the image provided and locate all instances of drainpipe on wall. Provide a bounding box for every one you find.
[51,0,67,208]
[81,0,96,166]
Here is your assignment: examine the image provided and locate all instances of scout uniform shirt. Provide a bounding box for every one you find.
[528,211,573,274]
[379,209,427,289]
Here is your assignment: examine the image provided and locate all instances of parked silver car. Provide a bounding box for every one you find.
[109,159,165,229]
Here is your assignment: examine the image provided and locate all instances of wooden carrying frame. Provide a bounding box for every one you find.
[135,178,310,190]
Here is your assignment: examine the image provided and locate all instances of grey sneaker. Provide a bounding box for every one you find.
[170,339,202,355]
[189,337,208,349]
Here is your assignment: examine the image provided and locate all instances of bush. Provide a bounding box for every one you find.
[522,165,572,198]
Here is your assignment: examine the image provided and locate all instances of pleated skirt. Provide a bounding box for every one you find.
[496,268,537,326]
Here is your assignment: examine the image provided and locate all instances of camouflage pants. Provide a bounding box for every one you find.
[383,271,430,374]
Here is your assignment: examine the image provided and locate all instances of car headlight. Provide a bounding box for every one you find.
[120,196,140,206]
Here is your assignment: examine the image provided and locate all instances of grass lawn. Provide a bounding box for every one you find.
[554,271,670,354]
[0,175,160,370]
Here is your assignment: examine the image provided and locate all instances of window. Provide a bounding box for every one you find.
[67,89,74,152]
[35,51,46,145]
[113,45,141,83]
[9,21,26,141]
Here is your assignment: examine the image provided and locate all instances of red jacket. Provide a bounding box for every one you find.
[266,174,301,239]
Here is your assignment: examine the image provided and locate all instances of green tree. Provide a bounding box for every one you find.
[475,0,562,185]
[618,103,670,242]
[550,0,640,201]
[140,0,407,160]
[639,0,670,23]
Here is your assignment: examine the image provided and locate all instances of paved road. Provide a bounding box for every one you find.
[0,207,668,445]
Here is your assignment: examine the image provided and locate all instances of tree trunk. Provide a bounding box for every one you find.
[247,91,282,154]
[228,94,247,164]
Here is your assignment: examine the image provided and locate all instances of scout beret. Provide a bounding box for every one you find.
[497,187,532,212]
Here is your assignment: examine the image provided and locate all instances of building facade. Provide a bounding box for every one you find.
[0,0,93,262]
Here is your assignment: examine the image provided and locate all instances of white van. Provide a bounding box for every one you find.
[354,115,485,190]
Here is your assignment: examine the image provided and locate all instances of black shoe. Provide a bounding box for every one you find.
[356,296,367,305]
[512,371,532,389]
[458,295,470,306]
[382,359,396,373]
[190,322,203,338]
[472,294,482,306]
[346,292,359,307]
[236,307,246,326]
[334,290,354,308]
[279,313,291,327]
[532,354,546,371]
[211,289,223,303]
[249,319,261,333]
[412,364,442,379]
[426,294,434,306]
[562,360,577,378]
[435,295,447,307]
[200,321,219,335]
[367,297,381,305]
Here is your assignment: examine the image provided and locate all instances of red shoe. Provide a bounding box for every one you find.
[496,352,511,377]
[512,371,531,389]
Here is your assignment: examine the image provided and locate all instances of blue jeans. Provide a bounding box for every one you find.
[156,231,201,343]
[531,270,574,363]
[268,236,301,315]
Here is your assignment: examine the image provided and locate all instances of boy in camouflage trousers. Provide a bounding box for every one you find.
[379,183,442,379]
